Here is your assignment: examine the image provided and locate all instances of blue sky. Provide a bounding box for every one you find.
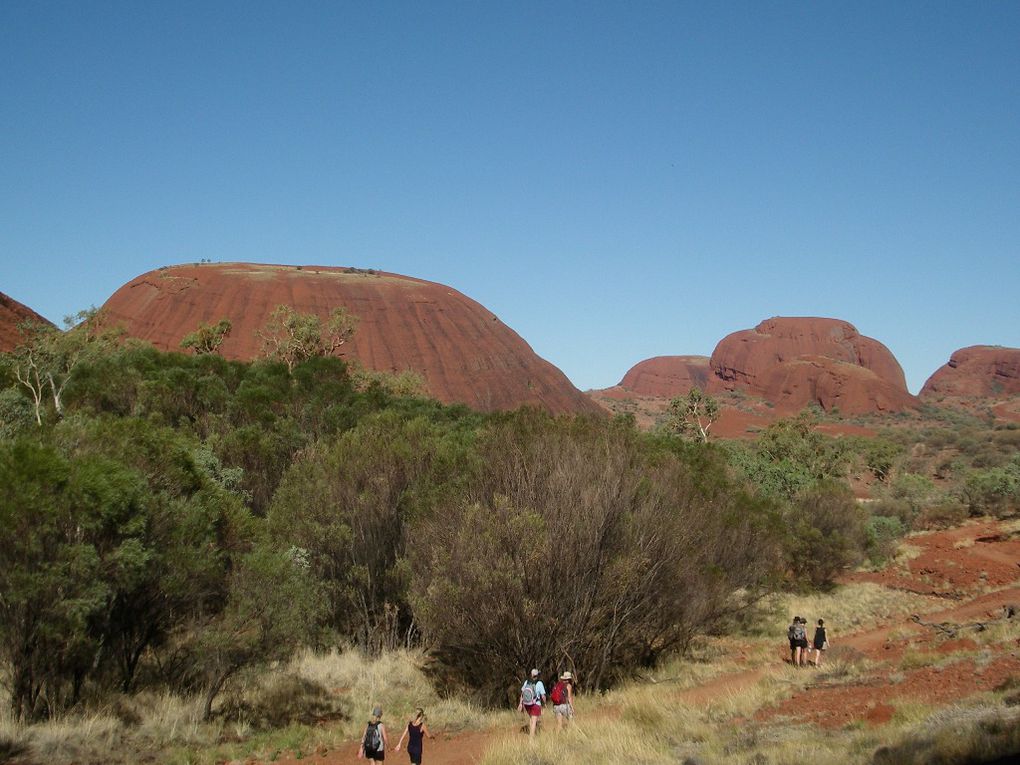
[2,1,1018,394]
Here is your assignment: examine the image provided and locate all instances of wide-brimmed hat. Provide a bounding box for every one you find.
[560,671,573,681]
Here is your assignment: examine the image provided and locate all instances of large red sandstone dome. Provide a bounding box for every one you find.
[618,356,711,398]
[708,317,916,415]
[100,263,602,416]
[920,346,1020,399]
[0,291,54,352]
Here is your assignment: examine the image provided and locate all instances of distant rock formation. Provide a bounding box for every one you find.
[708,317,917,415]
[99,263,603,416]
[921,346,1020,399]
[617,355,711,397]
[0,291,54,352]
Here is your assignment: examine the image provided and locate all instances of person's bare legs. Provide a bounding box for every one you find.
[528,712,538,738]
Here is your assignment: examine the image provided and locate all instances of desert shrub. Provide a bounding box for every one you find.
[962,458,1020,517]
[0,387,35,438]
[725,415,853,501]
[865,514,906,565]
[784,481,868,588]
[872,705,1020,765]
[268,411,479,651]
[917,500,968,529]
[219,673,345,729]
[409,414,782,704]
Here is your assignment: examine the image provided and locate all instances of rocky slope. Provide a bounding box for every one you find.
[0,291,54,352]
[605,355,711,399]
[708,317,917,415]
[920,346,1020,399]
[99,263,602,415]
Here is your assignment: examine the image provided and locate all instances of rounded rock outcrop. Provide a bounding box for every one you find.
[99,263,602,416]
[708,317,916,415]
[0,291,54,352]
[618,355,711,398]
[920,346,1020,399]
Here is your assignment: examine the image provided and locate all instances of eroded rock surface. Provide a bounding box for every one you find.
[0,291,53,352]
[708,317,916,414]
[921,346,1020,399]
[100,263,602,415]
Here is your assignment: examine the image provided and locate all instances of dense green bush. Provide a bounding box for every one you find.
[784,481,868,588]
[408,414,782,703]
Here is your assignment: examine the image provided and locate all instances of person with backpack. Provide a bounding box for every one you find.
[811,618,828,667]
[550,671,575,732]
[787,616,799,665]
[357,706,388,761]
[517,668,546,738]
[394,707,434,764]
[792,617,809,667]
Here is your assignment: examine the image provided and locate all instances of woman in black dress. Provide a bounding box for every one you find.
[394,707,434,765]
[811,618,828,667]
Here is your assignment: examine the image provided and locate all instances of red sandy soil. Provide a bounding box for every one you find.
[845,519,1020,597]
[753,519,1020,729]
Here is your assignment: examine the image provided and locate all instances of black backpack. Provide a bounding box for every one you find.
[363,721,382,753]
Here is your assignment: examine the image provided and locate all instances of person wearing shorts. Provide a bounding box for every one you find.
[518,668,546,738]
[358,706,388,761]
[552,671,575,732]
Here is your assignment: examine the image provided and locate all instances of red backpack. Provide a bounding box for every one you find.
[550,680,567,705]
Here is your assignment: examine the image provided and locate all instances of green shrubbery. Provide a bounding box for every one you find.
[2,331,1017,728]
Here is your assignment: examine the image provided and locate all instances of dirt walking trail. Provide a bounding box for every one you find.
[261,519,1020,764]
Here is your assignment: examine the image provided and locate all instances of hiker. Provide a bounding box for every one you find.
[517,668,546,738]
[358,706,388,761]
[811,618,828,667]
[791,617,809,667]
[550,671,575,732]
[394,707,434,765]
[787,616,799,665]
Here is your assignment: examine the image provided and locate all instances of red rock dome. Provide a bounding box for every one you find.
[708,317,916,415]
[617,355,711,398]
[99,263,602,416]
[920,346,1020,399]
[0,291,54,352]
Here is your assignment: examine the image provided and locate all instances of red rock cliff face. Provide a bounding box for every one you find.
[99,263,602,416]
[708,317,916,415]
[618,355,711,397]
[0,292,54,352]
[921,346,1020,399]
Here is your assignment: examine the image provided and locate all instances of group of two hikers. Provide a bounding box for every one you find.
[517,668,576,738]
[788,616,828,667]
[357,706,432,763]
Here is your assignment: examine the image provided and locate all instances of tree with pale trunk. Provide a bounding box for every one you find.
[257,305,358,373]
[666,387,720,443]
[9,308,123,425]
[180,318,233,355]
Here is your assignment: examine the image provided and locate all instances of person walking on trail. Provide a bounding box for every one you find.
[394,707,434,765]
[358,706,388,761]
[789,616,809,667]
[811,618,828,667]
[518,668,546,738]
[787,616,799,665]
[550,671,575,732]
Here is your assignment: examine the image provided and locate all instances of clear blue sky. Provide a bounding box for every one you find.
[3,1,1018,394]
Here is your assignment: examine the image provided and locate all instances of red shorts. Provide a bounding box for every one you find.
[525,703,542,717]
